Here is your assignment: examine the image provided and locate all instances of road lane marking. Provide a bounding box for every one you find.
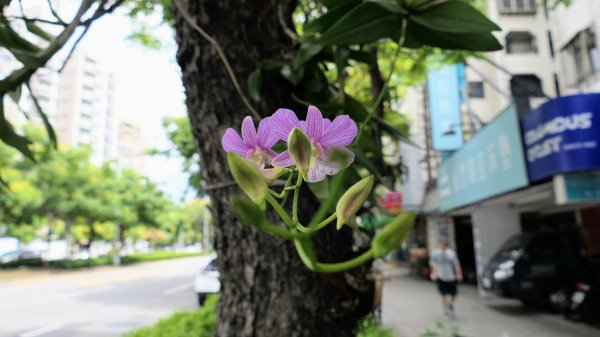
[19,324,64,337]
[164,282,194,296]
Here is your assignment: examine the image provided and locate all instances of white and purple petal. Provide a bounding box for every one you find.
[271,151,295,167]
[306,106,324,141]
[318,115,358,147]
[221,128,251,156]
[271,108,300,141]
[241,116,258,147]
[307,160,329,183]
[256,117,278,149]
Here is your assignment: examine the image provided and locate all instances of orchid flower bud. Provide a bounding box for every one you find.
[287,128,312,178]
[233,195,266,227]
[371,211,416,258]
[336,176,374,229]
[261,166,287,185]
[227,152,267,207]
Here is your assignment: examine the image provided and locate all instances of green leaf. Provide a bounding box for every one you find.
[0,16,40,53]
[8,85,21,103]
[367,0,405,13]
[11,49,41,68]
[373,116,419,147]
[25,21,53,41]
[316,2,402,46]
[29,88,58,149]
[247,69,262,101]
[0,117,35,161]
[304,0,361,34]
[295,44,324,66]
[344,94,369,122]
[404,23,502,51]
[410,0,500,33]
[280,65,305,85]
[348,50,377,65]
[319,0,350,8]
[292,44,323,69]
[233,195,266,226]
[259,59,286,71]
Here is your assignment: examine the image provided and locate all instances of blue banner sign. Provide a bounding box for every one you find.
[428,64,464,151]
[554,173,600,205]
[521,93,600,182]
[438,105,529,213]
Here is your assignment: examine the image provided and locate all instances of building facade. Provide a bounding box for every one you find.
[402,0,600,289]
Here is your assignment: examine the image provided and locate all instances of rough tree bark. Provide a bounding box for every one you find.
[173,1,374,336]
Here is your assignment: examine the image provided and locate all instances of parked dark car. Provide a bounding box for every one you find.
[481,231,589,306]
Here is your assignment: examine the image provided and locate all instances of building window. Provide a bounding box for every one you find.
[498,0,536,14]
[467,81,485,98]
[506,32,537,54]
[79,127,91,135]
[562,28,600,85]
[81,99,93,107]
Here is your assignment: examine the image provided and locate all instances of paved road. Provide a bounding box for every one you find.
[0,256,210,337]
[382,267,600,337]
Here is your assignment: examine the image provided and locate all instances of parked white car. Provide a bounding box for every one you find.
[195,255,220,306]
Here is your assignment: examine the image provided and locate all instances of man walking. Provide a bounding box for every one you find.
[430,239,463,319]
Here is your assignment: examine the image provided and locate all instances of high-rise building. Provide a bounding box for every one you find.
[117,120,146,173]
[57,50,118,165]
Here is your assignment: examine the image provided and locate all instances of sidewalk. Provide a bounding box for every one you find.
[381,267,600,337]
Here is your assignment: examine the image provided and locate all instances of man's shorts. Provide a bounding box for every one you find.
[436,279,457,296]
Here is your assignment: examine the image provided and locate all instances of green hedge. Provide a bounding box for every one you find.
[1,251,203,269]
[124,295,217,337]
[123,297,394,337]
[122,251,203,264]
[49,256,113,268]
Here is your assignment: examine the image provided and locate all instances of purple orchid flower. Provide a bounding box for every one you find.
[270,106,357,182]
[221,116,278,168]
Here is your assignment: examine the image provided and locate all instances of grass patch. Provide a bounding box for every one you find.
[124,295,217,337]
[122,297,394,337]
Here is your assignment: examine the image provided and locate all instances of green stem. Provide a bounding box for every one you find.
[293,241,376,273]
[267,171,294,198]
[297,213,337,234]
[265,194,293,227]
[292,174,302,225]
[314,249,375,273]
[261,222,308,240]
[354,18,407,145]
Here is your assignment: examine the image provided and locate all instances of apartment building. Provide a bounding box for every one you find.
[117,120,146,173]
[551,0,600,94]
[57,50,119,165]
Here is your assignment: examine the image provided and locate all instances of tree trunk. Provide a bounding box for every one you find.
[173,2,374,337]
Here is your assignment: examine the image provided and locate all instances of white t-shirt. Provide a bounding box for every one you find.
[430,248,460,282]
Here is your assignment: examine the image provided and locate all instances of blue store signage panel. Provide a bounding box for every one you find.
[438,105,529,213]
[427,64,464,151]
[521,93,600,182]
[554,173,600,205]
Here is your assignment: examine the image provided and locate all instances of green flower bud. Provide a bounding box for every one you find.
[287,128,312,178]
[336,176,374,229]
[232,195,266,227]
[371,211,416,258]
[227,152,267,207]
